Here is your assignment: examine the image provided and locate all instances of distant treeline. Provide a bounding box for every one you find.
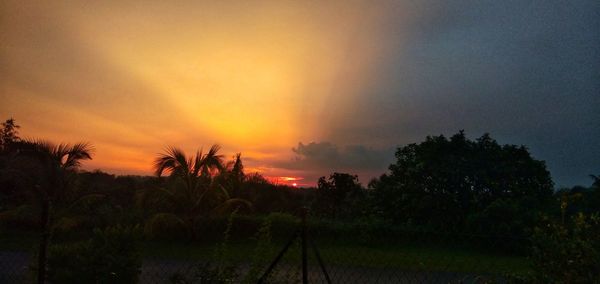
[1,118,599,238]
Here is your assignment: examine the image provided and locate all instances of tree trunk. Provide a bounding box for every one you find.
[37,199,50,284]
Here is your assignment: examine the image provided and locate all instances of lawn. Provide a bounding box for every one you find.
[141,238,532,276]
[0,229,532,277]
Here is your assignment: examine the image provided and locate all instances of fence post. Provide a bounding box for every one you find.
[301,207,308,284]
[257,231,299,284]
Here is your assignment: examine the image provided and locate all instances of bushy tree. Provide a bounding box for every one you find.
[0,118,20,151]
[0,118,21,212]
[370,131,553,233]
[554,176,600,221]
[315,172,365,219]
[234,173,305,215]
[531,213,600,283]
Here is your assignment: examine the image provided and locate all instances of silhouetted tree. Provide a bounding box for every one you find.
[215,153,245,198]
[0,119,21,196]
[230,153,244,182]
[370,131,553,233]
[591,174,600,190]
[9,140,94,284]
[316,173,363,219]
[144,145,250,240]
[0,118,20,151]
[548,175,600,223]
[234,173,304,214]
[1,119,27,222]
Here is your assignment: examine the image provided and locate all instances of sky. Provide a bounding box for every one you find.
[1,0,598,187]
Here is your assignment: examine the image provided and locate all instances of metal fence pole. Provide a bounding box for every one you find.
[257,231,299,284]
[311,239,332,284]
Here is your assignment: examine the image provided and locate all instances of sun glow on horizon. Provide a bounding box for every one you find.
[1,1,404,184]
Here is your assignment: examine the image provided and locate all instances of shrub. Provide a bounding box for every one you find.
[170,262,238,284]
[143,213,188,240]
[531,213,600,283]
[47,225,142,284]
[170,211,240,283]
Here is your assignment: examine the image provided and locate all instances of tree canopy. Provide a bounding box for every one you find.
[370,131,554,232]
[315,172,364,219]
[0,118,20,149]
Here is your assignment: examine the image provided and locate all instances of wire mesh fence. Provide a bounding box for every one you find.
[0,213,532,283]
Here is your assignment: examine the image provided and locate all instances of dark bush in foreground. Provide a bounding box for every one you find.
[531,213,600,283]
[47,225,142,284]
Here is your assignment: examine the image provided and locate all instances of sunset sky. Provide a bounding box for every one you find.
[1,1,598,187]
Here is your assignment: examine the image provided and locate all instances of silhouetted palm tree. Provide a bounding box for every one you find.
[12,140,93,284]
[145,145,250,240]
[154,145,224,190]
[215,153,245,197]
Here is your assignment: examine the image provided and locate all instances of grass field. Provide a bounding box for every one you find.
[0,229,532,278]
[142,239,532,276]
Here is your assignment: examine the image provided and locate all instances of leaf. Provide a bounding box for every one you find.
[210,198,253,216]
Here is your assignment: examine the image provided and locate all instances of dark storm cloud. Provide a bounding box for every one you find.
[323,0,600,187]
[275,142,394,173]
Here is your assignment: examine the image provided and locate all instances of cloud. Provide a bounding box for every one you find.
[320,0,600,186]
[275,142,395,174]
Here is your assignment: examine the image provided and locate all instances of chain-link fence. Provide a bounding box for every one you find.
[0,213,532,283]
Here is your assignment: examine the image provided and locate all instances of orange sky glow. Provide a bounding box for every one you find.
[1,1,408,186]
[3,1,598,187]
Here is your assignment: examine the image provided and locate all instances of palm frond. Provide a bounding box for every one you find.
[218,184,231,200]
[15,139,53,161]
[154,146,189,177]
[144,213,188,239]
[210,198,253,216]
[154,155,175,177]
[172,147,190,175]
[62,142,93,169]
[15,140,92,170]
[203,144,224,174]
[192,149,203,177]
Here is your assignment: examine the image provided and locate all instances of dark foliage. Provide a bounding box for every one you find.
[0,118,20,151]
[314,172,366,219]
[369,131,554,234]
[531,213,600,283]
[3,119,600,281]
[47,225,142,284]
